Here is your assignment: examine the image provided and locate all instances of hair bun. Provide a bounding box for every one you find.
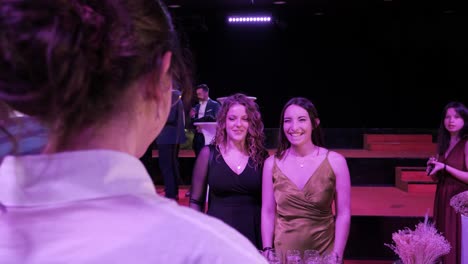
[72,2,105,51]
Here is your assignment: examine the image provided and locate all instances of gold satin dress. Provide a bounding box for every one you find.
[273,151,336,259]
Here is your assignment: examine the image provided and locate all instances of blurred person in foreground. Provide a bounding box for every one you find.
[0,1,267,263]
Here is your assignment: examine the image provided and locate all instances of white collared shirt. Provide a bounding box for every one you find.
[0,150,267,264]
[198,99,208,118]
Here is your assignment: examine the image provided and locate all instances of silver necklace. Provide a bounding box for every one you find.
[224,149,246,172]
[295,147,318,168]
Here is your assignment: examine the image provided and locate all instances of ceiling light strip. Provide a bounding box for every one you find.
[227,16,272,23]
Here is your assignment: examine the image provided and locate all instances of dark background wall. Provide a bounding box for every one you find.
[169,1,467,129]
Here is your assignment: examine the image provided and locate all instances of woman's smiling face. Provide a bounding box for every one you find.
[283,104,312,146]
[225,103,249,143]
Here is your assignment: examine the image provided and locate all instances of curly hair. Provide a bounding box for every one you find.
[212,93,268,170]
[0,0,192,148]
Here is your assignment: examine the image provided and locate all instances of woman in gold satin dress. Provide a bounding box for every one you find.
[261,97,351,263]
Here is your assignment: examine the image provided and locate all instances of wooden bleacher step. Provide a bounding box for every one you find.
[364,134,436,152]
[395,166,436,193]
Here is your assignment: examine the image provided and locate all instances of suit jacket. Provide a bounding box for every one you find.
[192,98,221,123]
[0,116,48,159]
[156,99,187,145]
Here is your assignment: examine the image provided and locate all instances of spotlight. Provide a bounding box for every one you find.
[227,16,272,24]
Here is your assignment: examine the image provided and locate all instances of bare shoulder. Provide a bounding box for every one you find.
[326,150,349,173]
[264,154,275,168]
[326,150,350,184]
[327,150,346,163]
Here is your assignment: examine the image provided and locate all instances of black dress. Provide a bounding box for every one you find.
[204,147,263,249]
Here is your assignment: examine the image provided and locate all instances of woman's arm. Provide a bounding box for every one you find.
[427,142,468,183]
[188,146,210,212]
[329,151,351,262]
[261,155,276,251]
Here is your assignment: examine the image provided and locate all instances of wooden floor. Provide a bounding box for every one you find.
[344,261,393,264]
[156,185,434,217]
[350,186,434,217]
[153,148,434,159]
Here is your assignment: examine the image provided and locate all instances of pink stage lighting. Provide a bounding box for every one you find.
[227,16,272,24]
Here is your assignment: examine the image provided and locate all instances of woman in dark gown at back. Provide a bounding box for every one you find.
[427,102,468,264]
[189,93,269,249]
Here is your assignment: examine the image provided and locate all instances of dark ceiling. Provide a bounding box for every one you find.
[162,0,461,9]
[163,0,320,9]
[162,0,463,33]
[161,0,466,129]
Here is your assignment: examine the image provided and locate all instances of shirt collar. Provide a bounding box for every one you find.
[0,150,156,206]
[199,97,211,104]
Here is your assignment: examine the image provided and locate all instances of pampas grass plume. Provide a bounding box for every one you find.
[385,210,451,264]
[450,190,468,216]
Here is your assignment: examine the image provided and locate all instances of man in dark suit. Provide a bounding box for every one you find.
[185,84,220,197]
[189,84,221,157]
[155,90,187,200]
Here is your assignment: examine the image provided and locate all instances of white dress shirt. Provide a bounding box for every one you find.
[0,150,267,264]
[198,100,208,118]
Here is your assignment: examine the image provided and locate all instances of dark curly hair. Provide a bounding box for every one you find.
[0,0,192,148]
[212,93,269,170]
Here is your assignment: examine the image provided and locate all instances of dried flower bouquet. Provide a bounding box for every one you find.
[450,190,468,216]
[385,213,451,264]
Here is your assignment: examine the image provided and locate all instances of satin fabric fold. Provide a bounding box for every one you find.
[272,152,336,260]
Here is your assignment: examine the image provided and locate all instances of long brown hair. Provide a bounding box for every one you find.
[213,93,268,170]
[276,97,325,159]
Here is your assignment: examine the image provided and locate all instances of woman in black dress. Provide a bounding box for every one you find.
[189,93,269,249]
